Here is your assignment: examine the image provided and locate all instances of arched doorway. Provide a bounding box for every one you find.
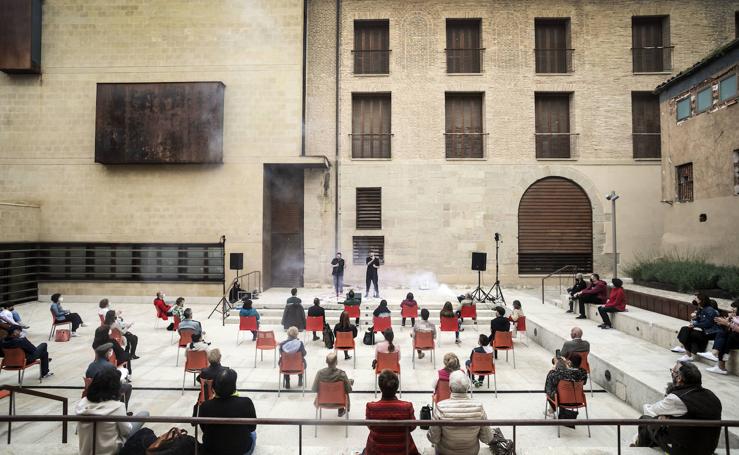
[518,177,593,274]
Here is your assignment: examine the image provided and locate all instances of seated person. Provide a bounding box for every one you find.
[187,333,211,352]
[153,291,172,320]
[76,368,149,455]
[279,326,307,389]
[312,352,353,416]
[544,353,588,416]
[86,343,133,409]
[93,325,132,378]
[560,327,590,359]
[1,303,28,329]
[172,297,186,320]
[198,368,257,455]
[50,293,85,336]
[400,292,418,327]
[490,306,511,358]
[198,348,226,383]
[440,301,461,344]
[456,293,475,323]
[427,370,494,454]
[307,298,326,341]
[373,299,391,318]
[412,309,436,360]
[104,309,139,360]
[466,334,493,387]
[509,300,524,336]
[575,274,608,319]
[375,328,399,355]
[597,278,627,329]
[239,299,260,341]
[333,311,358,360]
[704,299,739,375]
[343,289,361,325]
[433,352,460,390]
[566,273,587,313]
[281,289,306,331]
[2,325,53,379]
[633,361,721,455]
[178,308,205,338]
[365,370,418,455]
[673,293,720,362]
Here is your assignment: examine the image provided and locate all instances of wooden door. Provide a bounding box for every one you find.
[265,167,304,288]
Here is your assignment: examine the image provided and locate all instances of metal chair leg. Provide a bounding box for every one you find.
[182,370,186,395]
[314,407,319,437]
[494,375,497,398]
[585,405,591,438]
[345,409,349,438]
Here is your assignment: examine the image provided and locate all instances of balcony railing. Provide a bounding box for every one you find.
[632,132,661,159]
[632,46,673,73]
[444,132,487,158]
[534,48,574,73]
[535,132,579,159]
[445,48,484,73]
[350,133,392,159]
[352,49,390,75]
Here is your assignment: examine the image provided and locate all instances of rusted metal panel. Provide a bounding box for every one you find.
[0,0,42,73]
[95,82,225,164]
[624,289,694,321]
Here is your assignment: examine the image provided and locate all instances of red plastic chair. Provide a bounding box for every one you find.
[343,305,360,320]
[401,305,418,320]
[237,316,258,345]
[98,314,105,326]
[304,316,325,341]
[314,381,349,437]
[460,305,478,330]
[374,351,401,397]
[255,330,277,367]
[182,350,209,395]
[154,302,169,328]
[110,328,124,347]
[578,351,594,397]
[544,379,591,438]
[412,330,435,369]
[0,348,41,386]
[176,329,194,366]
[334,331,356,368]
[432,379,451,404]
[493,331,516,368]
[48,309,72,341]
[197,378,215,407]
[512,315,528,346]
[440,316,458,345]
[372,316,391,333]
[278,351,306,397]
[170,316,181,344]
[467,352,497,397]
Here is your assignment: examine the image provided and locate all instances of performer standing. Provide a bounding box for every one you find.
[365,251,380,299]
[331,252,345,298]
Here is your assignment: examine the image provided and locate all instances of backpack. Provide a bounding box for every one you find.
[489,427,516,455]
[362,329,375,346]
[146,427,197,455]
[119,427,156,455]
[323,324,334,349]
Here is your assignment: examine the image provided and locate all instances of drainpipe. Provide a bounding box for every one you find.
[301,0,308,156]
[334,0,341,253]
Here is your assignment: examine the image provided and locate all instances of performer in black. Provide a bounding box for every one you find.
[331,252,345,298]
[365,251,380,298]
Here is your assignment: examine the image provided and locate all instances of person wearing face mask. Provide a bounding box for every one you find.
[153,291,173,321]
[365,251,380,299]
[632,361,721,455]
[574,273,608,320]
[701,299,739,375]
[50,293,85,336]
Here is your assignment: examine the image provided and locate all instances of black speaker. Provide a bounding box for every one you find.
[229,253,244,270]
[471,252,487,271]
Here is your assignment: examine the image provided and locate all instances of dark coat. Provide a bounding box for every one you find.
[281,302,306,330]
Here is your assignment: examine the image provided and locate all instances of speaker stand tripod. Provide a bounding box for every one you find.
[470,270,489,303]
[208,274,241,325]
[485,236,506,305]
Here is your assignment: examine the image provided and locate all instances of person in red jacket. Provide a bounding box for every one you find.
[575,273,608,320]
[153,291,172,320]
[598,278,627,329]
[365,370,418,455]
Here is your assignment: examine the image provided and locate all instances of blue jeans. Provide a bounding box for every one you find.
[244,432,257,455]
[333,274,344,295]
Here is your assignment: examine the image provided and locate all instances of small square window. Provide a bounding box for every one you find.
[719,74,737,102]
[676,97,691,121]
[696,87,712,112]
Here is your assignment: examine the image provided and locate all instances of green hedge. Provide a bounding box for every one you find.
[625,253,739,297]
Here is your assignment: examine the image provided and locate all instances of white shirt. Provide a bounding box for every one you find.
[0,309,15,325]
[643,393,688,417]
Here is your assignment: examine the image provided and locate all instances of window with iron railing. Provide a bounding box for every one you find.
[445,93,484,158]
[534,18,573,73]
[352,93,392,159]
[676,163,693,202]
[446,19,482,73]
[632,16,672,73]
[353,20,390,75]
[631,92,661,159]
[535,93,574,159]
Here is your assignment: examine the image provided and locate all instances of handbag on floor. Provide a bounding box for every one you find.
[489,427,516,455]
[146,427,197,455]
[419,404,432,430]
[120,427,156,455]
[362,329,375,346]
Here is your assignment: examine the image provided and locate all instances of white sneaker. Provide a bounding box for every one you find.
[706,365,728,375]
[670,346,686,353]
[697,351,719,362]
[71,332,79,337]
[677,354,694,362]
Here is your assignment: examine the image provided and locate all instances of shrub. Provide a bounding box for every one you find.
[718,269,739,297]
[625,251,736,296]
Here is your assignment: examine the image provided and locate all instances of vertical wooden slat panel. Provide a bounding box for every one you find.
[352,94,391,158]
[445,93,483,158]
[535,93,570,158]
[354,20,389,74]
[356,188,382,229]
[631,92,661,158]
[446,19,481,73]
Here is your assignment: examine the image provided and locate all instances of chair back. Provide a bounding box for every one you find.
[556,380,587,407]
[280,351,305,373]
[110,328,124,346]
[516,315,527,331]
[178,329,194,348]
[81,377,93,398]
[460,305,477,319]
[413,330,434,349]
[343,305,360,318]
[579,351,591,374]
[239,316,258,331]
[256,330,277,349]
[173,316,181,332]
[335,331,355,349]
[185,350,209,372]
[493,331,513,349]
[372,316,391,333]
[316,381,347,407]
[98,314,105,325]
[440,316,457,332]
[375,351,400,374]
[306,316,324,332]
[1,348,27,369]
[470,352,495,374]
[401,306,418,319]
[433,379,451,403]
[198,378,215,405]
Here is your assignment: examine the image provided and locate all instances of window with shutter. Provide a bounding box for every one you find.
[356,187,382,229]
[535,93,571,158]
[352,93,392,158]
[354,20,390,74]
[676,163,694,202]
[632,16,671,73]
[446,19,482,73]
[352,237,384,266]
[631,92,661,159]
[534,18,571,73]
[445,93,484,158]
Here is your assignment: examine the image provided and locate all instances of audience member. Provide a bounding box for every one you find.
[440,301,461,344]
[560,327,590,359]
[178,308,205,338]
[282,289,306,331]
[50,293,85,336]
[489,306,510,358]
[188,333,211,352]
[466,334,493,387]
[598,278,627,329]
[198,368,257,455]
[93,325,132,377]
[427,370,493,454]
[333,311,358,360]
[312,352,353,416]
[544,352,587,416]
[510,300,524,337]
[197,348,226,383]
[331,252,345,298]
[375,328,398,355]
[364,370,418,455]
[153,291,172,319]
[412,308,436,359]
[98,298,112,321]
[308,298,326,341]
[566,273,588,313]
[343,289,361,324]
[104,309,139,360]
[673,293,720,362]
[1,325,53,379]
[279,326,306,389]
[373,299,391,318]
[239,299,260,341]
[0,303,27,329]
[575,273,608,319]
[456,293,475,325]
[703,299,739,375]
[433,352,461,390]
[400,292,418,327]
[76,368,149,455]
[633,361,721,455]
[85,343,132,407]
[172,297,186,320]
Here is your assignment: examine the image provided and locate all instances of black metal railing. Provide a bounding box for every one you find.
[352,49,391,75]
[0,385,69,444]
[541,264,580,304]
[534,48,574,73]
[632,133,661,159]
[444,132,487,159]
[445,48,484,73]
[632,46,673,73]
[350,133,392,159]
[535,133,578,159]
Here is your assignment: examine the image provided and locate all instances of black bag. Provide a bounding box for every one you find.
[557,407,579,429]
[363,329,375,346]
[165,322,175,331]
[419,405,432,430]
[323,324,334,349]
[146,427,197,455]
[489,427,516,455]
[120,428,156,455]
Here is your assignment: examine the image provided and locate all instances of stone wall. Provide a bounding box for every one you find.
[0,203,41,242]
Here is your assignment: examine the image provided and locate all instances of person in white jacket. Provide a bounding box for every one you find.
[427,370,494,455]
[76,368,149,455]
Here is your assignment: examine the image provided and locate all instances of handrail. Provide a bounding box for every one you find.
[241,270,262,294]
[541,264,579,304]
[0,385,68,444]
